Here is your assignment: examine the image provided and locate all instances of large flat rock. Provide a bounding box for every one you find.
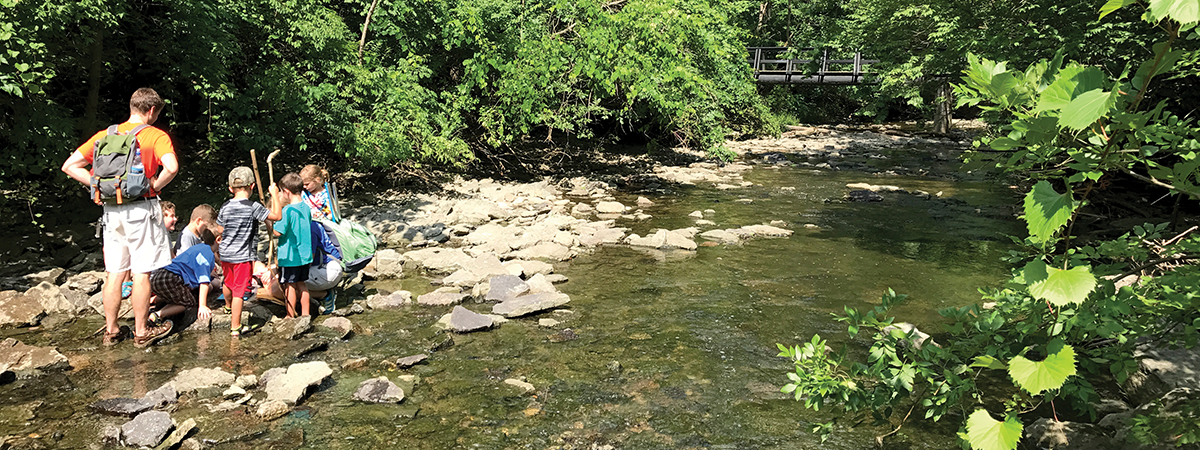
[0,291,45,327]
[448,306,494,333]
[263,361,333,405]
[0,338,69,377]
[492,292,570,318]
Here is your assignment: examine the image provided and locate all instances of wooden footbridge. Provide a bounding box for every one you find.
[748,47,878,84]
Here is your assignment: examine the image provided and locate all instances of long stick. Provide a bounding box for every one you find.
[250,149,266,202]
[266,149,282,264]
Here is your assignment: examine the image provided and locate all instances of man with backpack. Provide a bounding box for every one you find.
[61,88,179,347]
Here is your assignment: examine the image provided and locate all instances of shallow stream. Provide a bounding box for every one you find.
[1,147,1023,449]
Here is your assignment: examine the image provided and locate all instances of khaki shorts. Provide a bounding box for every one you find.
[306,260,343,291]
[102,198,172,274]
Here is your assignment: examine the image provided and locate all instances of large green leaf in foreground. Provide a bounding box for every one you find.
[1008,340,1078,395]
[1026,261,1097,307]
[966,409,1023,450]
[1023,181,1074,245]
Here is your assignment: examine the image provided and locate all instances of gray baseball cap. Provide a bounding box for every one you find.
[228,166,255,188]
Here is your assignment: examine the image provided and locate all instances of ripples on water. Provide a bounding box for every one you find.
[0,155,1021,449]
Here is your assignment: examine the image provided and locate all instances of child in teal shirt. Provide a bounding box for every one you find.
[273,172,313,317]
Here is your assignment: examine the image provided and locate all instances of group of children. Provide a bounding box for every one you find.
[144,164,339,337]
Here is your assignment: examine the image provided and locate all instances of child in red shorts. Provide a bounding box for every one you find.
[217,166,282,335]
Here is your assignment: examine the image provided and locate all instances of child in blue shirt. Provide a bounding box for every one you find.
[273,172,313,317]
[148,228,220,340]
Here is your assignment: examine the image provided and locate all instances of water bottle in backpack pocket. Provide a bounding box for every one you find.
[90,124,152,204]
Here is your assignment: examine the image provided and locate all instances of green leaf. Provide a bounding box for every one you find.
[971,355,1007,370]
[1028,264,1097,306]
[1100,0,1139,20]
[1147,0,1200,24]
[1059,89,1113,131]
[989,137,1020,150]
[1023,181,1074,245]
[966,409,1023,450]
[1035,66,1105,113]
[1008,340,1078,395]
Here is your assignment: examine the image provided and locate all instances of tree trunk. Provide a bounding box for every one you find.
[358,0,382,66]
[82,26,105,140]
[932,80,953,134]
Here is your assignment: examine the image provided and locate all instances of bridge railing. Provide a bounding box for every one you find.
[747,47,879,84]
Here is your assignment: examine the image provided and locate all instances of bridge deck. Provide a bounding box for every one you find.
[748,47,878,85]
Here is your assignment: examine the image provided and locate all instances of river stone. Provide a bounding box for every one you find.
[545,274,568,284]
[142,383,178,408]
[846,182,904,192]
[1021,417,1114,449]
[663,230,698,250]
[627,230,668,248]
[507,260,554,277]
[845,189,883,202]
[371,249,403,279]
[441,268,487,287]
[256,400,291,420]
[449,306,494,333]
[353,376,405,403]
[733,224,794,238]
[636,197,654,207]
[571,203,593,215]
[539,318,560,328]
[64,271,104,294]
[504,378,535,394]
[332,303,366,316]
[464,223,520,246]
[89,398,152,417]
[156,418,196,450]
[395,354,428,369]
[485,275,529,302]
[367,291,412,309]
[263,361,333,404]
[24,282,75,315]
[0,290,45,327]
[700,229,741,243]
[492,292,571,318]
[403,247,472,273]
[121,410,173,448]
[168,367,235,393]
[1124,346,1200,405]
[320,317,353,339]
[881,323,936,350]
[274,316,312,340]
[0,338,69,377]
[524,273,556,294]
[462,253,508,277]
[511,242,572,261]
[577,227,626,247]
[595,201,625,213]
[24,268,65,287]
[417,291,468,306]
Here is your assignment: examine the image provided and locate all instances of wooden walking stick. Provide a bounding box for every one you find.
[265,148,282,264]
[250,149,267,202]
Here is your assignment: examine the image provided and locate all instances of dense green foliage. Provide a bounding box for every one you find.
[779,1,1200,449]
[1,0,785,206]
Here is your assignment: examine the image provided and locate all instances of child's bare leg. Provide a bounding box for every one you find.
[284,283,298,318]
[231,296,244,330]
[222,284,232,310]
[299,284,311,316]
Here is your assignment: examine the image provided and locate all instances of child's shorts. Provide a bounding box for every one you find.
[279,265,309,284]
[150,268,198,307]
[221,261,254,300]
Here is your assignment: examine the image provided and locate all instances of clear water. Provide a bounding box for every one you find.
[0,154,1022,449]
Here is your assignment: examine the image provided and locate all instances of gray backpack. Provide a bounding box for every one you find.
[90,124,152,204]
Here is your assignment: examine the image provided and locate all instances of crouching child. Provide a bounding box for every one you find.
[147,228,221,343]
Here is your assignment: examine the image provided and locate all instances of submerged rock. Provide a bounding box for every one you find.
[845,189,884,202]
[168,367,236,393]
[367,291,412,309]
[353,376,405,403]
[89,398,152,417]
[274,315,312,340]
[319,317,354,339]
